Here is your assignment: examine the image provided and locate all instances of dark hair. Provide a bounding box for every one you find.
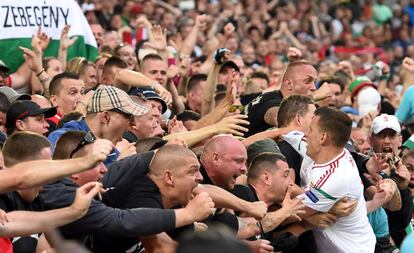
[57,111,83,129]
[49,72,80,97]
[0,93,10,113]
[176,110,201,122]
[102,56,128,75]
[250,72,270,84]
[314,106,352,147]
[319,78,345,92]
[247,153,286,183]
[187,74,207,93]
[53,131,87,160]
[3,131,50,167]
[277,95,314,127]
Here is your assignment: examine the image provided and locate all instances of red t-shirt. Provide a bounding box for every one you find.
[0,238,13,253]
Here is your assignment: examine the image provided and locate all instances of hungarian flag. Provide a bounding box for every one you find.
[0,0,98,73]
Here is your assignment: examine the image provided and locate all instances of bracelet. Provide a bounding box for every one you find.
[36,68,45,77]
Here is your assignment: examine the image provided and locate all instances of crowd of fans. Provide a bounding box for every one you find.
[1,0,414,252]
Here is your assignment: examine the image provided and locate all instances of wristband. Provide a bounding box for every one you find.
[214,48,230,65]
[36,68,45,77]
[380,73,390,81]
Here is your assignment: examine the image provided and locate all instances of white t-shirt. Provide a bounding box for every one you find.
[302,149,376,253]
[282,131,313,187]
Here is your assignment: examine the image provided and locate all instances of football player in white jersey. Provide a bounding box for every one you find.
[302,106,376,253]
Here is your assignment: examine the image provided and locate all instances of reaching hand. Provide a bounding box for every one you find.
[305,212,337,229]
[246,201,268,220]
[246,239,274,253]
[214,114,250,136]
[178,55,191,77]
[134,15,152,29]
[166,137,188,148]
[36,27,51,52]
[195,14,210,31]
[168,117,188,134]
[223,22,235,38]
[60,25,78,50]
[116,139,136,160]
[71,182,103,216]
[313,82,334,102]
[88,138,114,164]
[373,180,394,206]
[394,161,411,190]
[20,45,43,74]
[281,185,306,221]
[167,64,180,80]
[402,57,414,73]
[328,197,357,218]
[147,25,167,51]
[287,47,302,62]
[366,154,390,180]
[338,61,355,80]
[153,82,172,105]
[225,70,237,105]
[185,192,215,222]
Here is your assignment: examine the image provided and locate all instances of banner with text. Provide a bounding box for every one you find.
[0,0,97,72]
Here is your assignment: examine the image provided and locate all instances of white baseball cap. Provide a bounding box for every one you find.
[358,87,381,117]
[371,114,401,135]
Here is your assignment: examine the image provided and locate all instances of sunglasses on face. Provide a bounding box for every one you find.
[110,108,134,121]
[70,131,96,158]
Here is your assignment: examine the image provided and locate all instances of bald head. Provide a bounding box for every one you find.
[202,135,245,157]
[150,145,198,176]
[201,135,247,190]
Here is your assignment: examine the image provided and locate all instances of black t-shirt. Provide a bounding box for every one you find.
[199,164,239,232]
[244,90,283,137]
[277,140,304,186]
[94,151,193,253]
[0,192,43,253]
[231,184,300,252]
[240,92,262,106]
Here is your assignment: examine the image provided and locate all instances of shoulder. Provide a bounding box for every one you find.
[231,184,257,202]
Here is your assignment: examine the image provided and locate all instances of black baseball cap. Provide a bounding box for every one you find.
[6,100,57,128]
[128,87,168,113]
[0,60,10,73]
[219,61,240,73]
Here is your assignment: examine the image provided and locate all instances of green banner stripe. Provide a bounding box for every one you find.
[0,36,97,73]
[314,188,337,201]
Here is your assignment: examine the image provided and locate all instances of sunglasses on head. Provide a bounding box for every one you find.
[70,131,96,158]
[228,105,244,113]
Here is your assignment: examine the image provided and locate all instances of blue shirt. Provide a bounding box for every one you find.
[396,86,414,124]
[48,119,119,166]
[367,207,389,238]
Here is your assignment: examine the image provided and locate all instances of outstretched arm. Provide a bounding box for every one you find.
[0,139,113,193]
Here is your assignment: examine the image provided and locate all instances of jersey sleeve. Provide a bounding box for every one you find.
[302,172,348,213]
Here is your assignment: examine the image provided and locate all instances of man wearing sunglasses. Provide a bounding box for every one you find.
[48,85,150,165]
[40,131,215,252]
